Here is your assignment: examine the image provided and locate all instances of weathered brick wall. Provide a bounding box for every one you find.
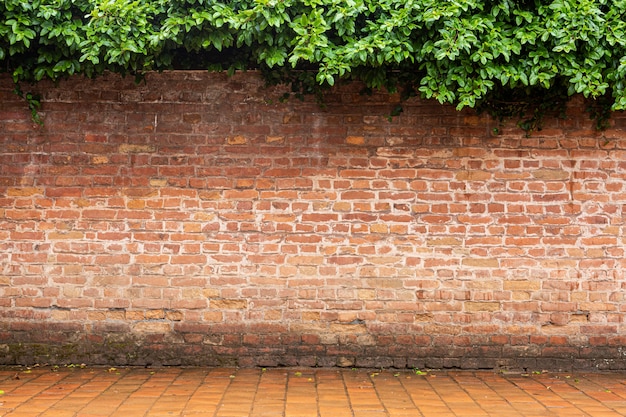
[1,71,625,370]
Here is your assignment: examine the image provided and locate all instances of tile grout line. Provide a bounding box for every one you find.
[119,369,168,417]
[182,368,233,416]
[397,373,433,417]
[531,373,625,417]
[80,368,158,417]
[340,370,356,417]
[211,369,238,417]
[471,373,525,417]
[368,372,400,417]
[246,369,264,417]
[56,369,107,417]
[314,370,321,417]
[423,373,463,417]
[2,369,75,416]
[368,373,412,416]
[450,372,518,417]
[212,368,261,417]
[151,368,205,416]
[500,374,572,417]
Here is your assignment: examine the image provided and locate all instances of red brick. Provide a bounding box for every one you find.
[341,191,376,200]
[95,254,131,265]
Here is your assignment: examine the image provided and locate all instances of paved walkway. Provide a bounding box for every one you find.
[0,367,625,416]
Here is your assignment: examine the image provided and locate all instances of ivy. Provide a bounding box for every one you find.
[2,0,625,129]
[13,82,43,126]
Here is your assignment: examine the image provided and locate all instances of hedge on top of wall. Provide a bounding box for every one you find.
[1,0,626,128]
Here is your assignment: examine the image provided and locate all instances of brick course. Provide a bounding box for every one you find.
[1,71,626,370]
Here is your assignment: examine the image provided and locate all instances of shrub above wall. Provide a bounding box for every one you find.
[2,0,626,130]
[1,71,626,370]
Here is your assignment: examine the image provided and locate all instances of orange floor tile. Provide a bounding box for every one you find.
[0,367,624,416]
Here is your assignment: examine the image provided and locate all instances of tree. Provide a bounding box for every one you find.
[2,0,625,128]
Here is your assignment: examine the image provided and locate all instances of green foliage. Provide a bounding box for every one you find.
[2,0,626,128]
[13,82,43,125]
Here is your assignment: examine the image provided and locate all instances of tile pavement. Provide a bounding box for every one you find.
[0,367,625,416]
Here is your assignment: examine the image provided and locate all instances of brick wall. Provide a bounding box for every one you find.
[1,71,626,370]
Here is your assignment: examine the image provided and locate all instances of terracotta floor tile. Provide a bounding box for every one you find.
[2,368,626,416]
